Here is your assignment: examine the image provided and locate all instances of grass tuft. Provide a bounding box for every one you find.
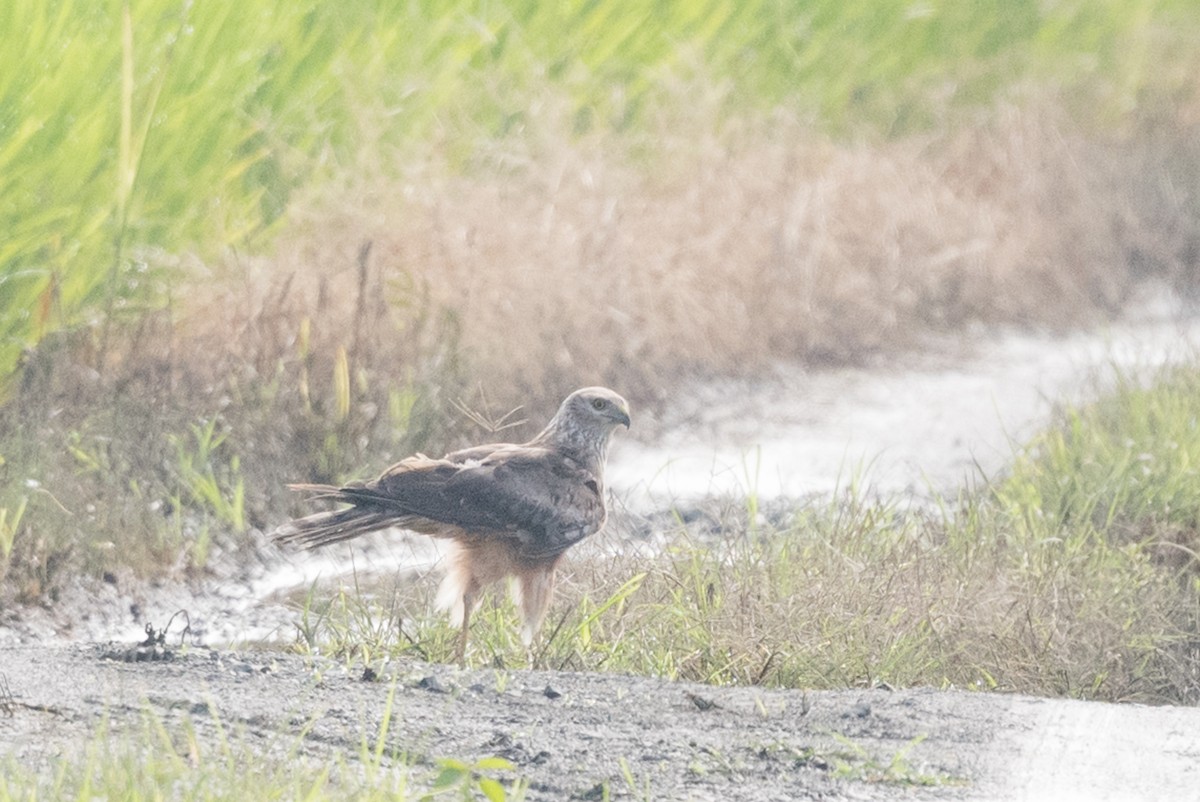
[0,695,527,801]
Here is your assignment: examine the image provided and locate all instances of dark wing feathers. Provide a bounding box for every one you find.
[439,451,603,557]
[276,446,604,559]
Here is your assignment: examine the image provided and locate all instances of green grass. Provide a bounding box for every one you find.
[3,0,1198,392]
[0,406,246,594]
[292,363,1200,704]
[827,734,960,787]
[997,366,1200,558]
[0,691,524,802]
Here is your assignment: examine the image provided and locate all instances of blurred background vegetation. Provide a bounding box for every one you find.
[4,0,1197,393]
[1,0,1199,667]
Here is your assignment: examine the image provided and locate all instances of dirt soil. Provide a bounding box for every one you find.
[2,643,1198,801]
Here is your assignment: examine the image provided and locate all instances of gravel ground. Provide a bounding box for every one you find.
[2,643,1198,801]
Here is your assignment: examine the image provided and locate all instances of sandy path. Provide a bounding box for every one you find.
[996,696,1200,801]
[611,292,1200,504]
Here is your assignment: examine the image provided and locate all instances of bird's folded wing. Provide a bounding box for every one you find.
[340,448,605,558]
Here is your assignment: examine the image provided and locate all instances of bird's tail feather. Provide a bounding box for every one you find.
[273,507,397,550]
[274,484,398,550]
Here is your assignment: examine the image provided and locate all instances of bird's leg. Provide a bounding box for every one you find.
[455,586,475,666]
[517,567,556,670]
[525,640,537,670]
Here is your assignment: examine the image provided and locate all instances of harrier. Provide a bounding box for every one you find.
[274,386,631,660]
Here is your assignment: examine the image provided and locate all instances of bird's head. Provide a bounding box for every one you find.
[568,386,631,430]
[538,386,631,464]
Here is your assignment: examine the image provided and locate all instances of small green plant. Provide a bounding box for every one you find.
[617,757,653,802]
[359,682,403,788]
[290,573,414,671]
[423,756,523,802]
[0,496,25,565]
[0,705,395,800]
[537,571,647,666]
[169,418,246,532]
[828,733,959,787]
[0,691,535,801]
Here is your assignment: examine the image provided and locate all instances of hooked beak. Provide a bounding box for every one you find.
[614,406,631,429]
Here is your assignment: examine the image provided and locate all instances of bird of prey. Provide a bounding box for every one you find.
[274,386,631,660]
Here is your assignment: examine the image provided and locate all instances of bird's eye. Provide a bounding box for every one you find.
[591,398,606,410]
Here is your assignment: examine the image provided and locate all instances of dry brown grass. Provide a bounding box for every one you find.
[195,101,1200,427]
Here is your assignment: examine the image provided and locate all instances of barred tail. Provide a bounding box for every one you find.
[273,483,397,550]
